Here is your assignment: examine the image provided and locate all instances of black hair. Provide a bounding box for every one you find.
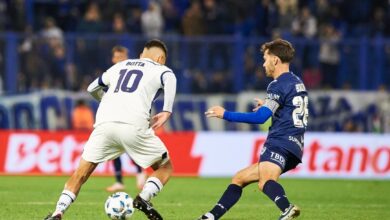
[144,39,168,57]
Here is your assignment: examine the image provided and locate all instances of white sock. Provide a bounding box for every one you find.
[139,177,163,201]
[53,190,76,216]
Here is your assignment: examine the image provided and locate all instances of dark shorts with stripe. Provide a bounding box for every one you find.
[259,144,301,173]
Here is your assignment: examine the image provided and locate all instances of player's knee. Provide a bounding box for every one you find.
[163,160,173,174]
[153,159,173,174]
[258,179,266,191]
[231,174,245,187]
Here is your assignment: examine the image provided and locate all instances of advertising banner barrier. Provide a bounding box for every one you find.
[0,90,389,132]
[1,131,389,179]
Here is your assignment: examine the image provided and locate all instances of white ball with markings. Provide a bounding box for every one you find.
[105,192,134,219]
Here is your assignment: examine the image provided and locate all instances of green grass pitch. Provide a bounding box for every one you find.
[0,176,389,219]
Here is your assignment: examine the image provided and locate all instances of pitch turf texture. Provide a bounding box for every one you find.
[1,176,389,220]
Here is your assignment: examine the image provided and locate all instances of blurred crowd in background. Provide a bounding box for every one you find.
[0,0,390,94]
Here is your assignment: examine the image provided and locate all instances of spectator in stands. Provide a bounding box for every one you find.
[342,118,360,133]
[209,71,232,93]
[203,0,227,35]
[7,0,26,31]
[141,1,164,38]
[292,6,318,71]
[77,2,104,33]
[72,99,94,131]
[112,13,127,34]
[182,0,205,69]
[41,17,64,48]
[20,42,51,92]
[161,0,180,34]
[76,2,105,86]
[254,0,278,36]
[182,0,205,36]
[127,6,142,34]
[276,0,298,32]
[370,7,387,37]
[191,70,208,94]
[0,1,8,31]
[48,45,67,89]
[319,23,341,89]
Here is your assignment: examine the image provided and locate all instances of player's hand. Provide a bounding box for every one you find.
[151,111,171,130]
[252,98,265,112]
[205,106,225,119]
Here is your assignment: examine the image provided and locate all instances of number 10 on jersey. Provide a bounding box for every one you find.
[114,69,143,93]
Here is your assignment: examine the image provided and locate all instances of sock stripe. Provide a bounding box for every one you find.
[217,203,227,211]
[146,180,161,191]
[61,193,74,202]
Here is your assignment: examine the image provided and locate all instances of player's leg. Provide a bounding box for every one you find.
[133,159,172,220]
[120,125,172,220]
[199,163,259,220]
[113,157,123,184]
[258,146,300,219]
[138,158,172,201]
[45,123,123,219]
[106,157,125,192]
[46,159,98,219]
[134,162,147,190]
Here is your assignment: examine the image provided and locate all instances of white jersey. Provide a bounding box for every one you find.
[90,58,177,129]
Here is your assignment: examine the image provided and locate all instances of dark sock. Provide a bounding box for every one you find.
[135,163,142,173]
[262,180,290,212]
[210,184,242,219]
[113,158,123,184]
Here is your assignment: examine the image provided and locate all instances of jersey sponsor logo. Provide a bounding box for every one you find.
[267,93,280,101]
[295,83,306,93]
[270,151,286,167]
[289,136,304,150]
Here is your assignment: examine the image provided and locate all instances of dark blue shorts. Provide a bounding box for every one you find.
[259,145,301,173]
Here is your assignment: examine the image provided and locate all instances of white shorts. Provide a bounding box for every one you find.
[81,122,169,168]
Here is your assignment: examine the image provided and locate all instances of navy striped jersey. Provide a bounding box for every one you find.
[264,72,308,160]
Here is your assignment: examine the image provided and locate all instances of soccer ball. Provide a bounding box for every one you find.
[105,192,135,219]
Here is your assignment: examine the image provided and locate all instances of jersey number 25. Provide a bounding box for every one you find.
[292,96,308,128]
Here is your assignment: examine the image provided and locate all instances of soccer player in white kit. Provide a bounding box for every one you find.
[45,39,176,220]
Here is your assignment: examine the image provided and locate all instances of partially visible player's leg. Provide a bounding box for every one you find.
[106,157,125,192]
[258,161,300,220]
[113,157,123,184]
[46,123,123,219]
[49,159,98,218]
[135,162,147,190]
[139,159,172,201]
[121,125,172,219]
[199,163,259,220]
[257,145,301,219]
[133,159,172,220]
